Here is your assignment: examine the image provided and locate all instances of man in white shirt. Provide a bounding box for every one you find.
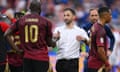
[53,8,89,72]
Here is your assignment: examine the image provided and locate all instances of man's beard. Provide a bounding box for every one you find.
[64,20,72,25]
[91,19,98,24]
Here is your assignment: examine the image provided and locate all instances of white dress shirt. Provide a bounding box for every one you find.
[54,24,89,60]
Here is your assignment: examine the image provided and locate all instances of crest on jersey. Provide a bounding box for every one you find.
[100,37,104,43]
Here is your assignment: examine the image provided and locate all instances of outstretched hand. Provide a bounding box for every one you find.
[53,31,60,41]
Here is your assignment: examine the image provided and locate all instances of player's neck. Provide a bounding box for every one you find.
[99,18,106,26]
[66,22,74,29]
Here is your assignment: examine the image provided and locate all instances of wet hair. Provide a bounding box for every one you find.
[29,1,41,14]
[98,7,110,17]
[64,8,76,15]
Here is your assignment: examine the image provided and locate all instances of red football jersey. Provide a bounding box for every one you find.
[88,23,108,69]
[10,14,52,61]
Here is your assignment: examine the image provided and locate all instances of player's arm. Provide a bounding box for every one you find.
[98,47,109,65]
[104,25,115,51]
[81,29,90,45]
[4,28,19,50]
[46,21,56,47]
[96,30,109,67]
[4,21,22,53]
[47,35,57,48]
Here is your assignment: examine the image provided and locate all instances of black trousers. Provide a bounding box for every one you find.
[9,64,23,72]
[88,68,98,72]
[56,58,78,72]
[0,64,5,72]
[23,58,49,72]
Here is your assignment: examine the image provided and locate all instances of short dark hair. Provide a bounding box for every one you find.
[30,1,41,14]
[98,7,110,16]
[64,8,76,15]
[89,8,98,14]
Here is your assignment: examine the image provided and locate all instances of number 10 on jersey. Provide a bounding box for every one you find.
[25,25,38,43]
